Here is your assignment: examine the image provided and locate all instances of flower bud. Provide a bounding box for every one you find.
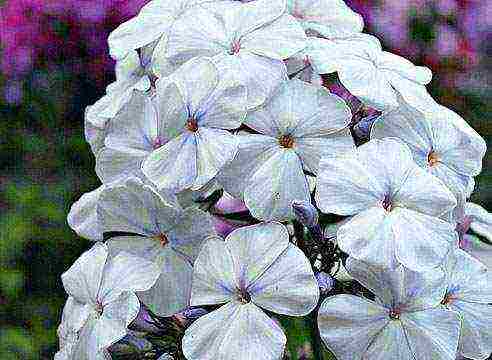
[292,200,319,228]
[315,272,334,294]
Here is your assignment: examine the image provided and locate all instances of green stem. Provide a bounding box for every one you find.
[309,309,324,360]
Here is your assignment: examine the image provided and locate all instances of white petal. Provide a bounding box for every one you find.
[98,252,160,305]
[346,258,446,311]
[393,208,457,272]
[104,91,155,153]
[217,53,288,109]
[197,70,247,129]
[217,134,280,198]
[224,0,286,38]
[190,237,235,306]
[138,248,193,316]
[337,207,399,268]
[445,248,492,303]
[364,320,414,360]
[193,128,239,190]
[67,187,104,241]
[377,51,432,85]
[318,295,389,360]
[402,308,461,360]
[165,6,229,63]
[106,236,162,263]
[242,14,307,60]
[467,202,492,241]
[97,177,181,236]
[370,97,433,163]
[154,80,189,141]
[296,130,355,175]
[108,2,175,59]
[142,132,197,191]
[394,166,457,217]
[95,147,146,184]
[58,296,92,338]
[182,302,286,360]
[76,293,138,355]
[171,57,219,115]
[432,106,487,177]
[168,206,216,261]
[315,150,386,215]
[225,222,290,290]
[244,149,310,221]
[339,60,398,109]
[62,243,108,304]
[289,0,364,39]
[249,243,319,316]
[450,300,492,359]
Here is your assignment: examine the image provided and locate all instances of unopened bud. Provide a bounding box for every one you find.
[353,114,380,140]
[292,200,319,228]
[315,272,334,294]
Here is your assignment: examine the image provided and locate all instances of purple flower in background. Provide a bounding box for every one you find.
[0,0,149,102]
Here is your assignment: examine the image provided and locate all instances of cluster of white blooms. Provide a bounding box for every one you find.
[58,0,492,359]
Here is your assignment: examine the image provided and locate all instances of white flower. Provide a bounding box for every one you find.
[318,258,461,360]
[182,222,319,360]
[86,50,151,128]
[60,242,159,359]
[162,0,307,107]
[371,95,486,203]
[94,89,157,184]
[315,138,457,271]
[107,0,214,60]
[443,248,492,360]
[308,34,435,111]
[287,0,364,38]
[99,177,216,316]
[67,186,105,241]
[466,202,492,242]
[141,57,246,192]
[218,79,354,221]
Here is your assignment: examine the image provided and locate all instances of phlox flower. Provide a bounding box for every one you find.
[67,186,105,241]
[161,0,307,107]
[58,242,160,359]
[86,50,151,128]
[308,33,435,111]
[108,0,216,60]
[182,222,319,360]
[98,177,216,316]
[315,138,458,271]
[318,258,461,360]
[442,248,492,360]
[287,0,364,38]
[141,57,247,191]
[219,79,354,221]
[371,95,486,205]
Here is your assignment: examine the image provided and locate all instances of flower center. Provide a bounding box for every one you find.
[154,233,169,247]
[381,194,393,212]
[152,136,164,150]
[441,292,456,306]
[389,308,400,320]
[95,301,104,316]
[236,288,251,304]
[186,118,199,132]
[229,40,241,55]
[278,134,295,148]
[427,151,440,167]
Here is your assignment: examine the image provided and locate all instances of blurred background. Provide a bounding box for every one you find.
[0,0,490,358]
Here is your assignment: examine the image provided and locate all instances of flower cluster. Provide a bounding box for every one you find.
[57,0,491,359]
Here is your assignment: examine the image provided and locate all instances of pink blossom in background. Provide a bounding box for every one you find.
[0,0,149,103]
